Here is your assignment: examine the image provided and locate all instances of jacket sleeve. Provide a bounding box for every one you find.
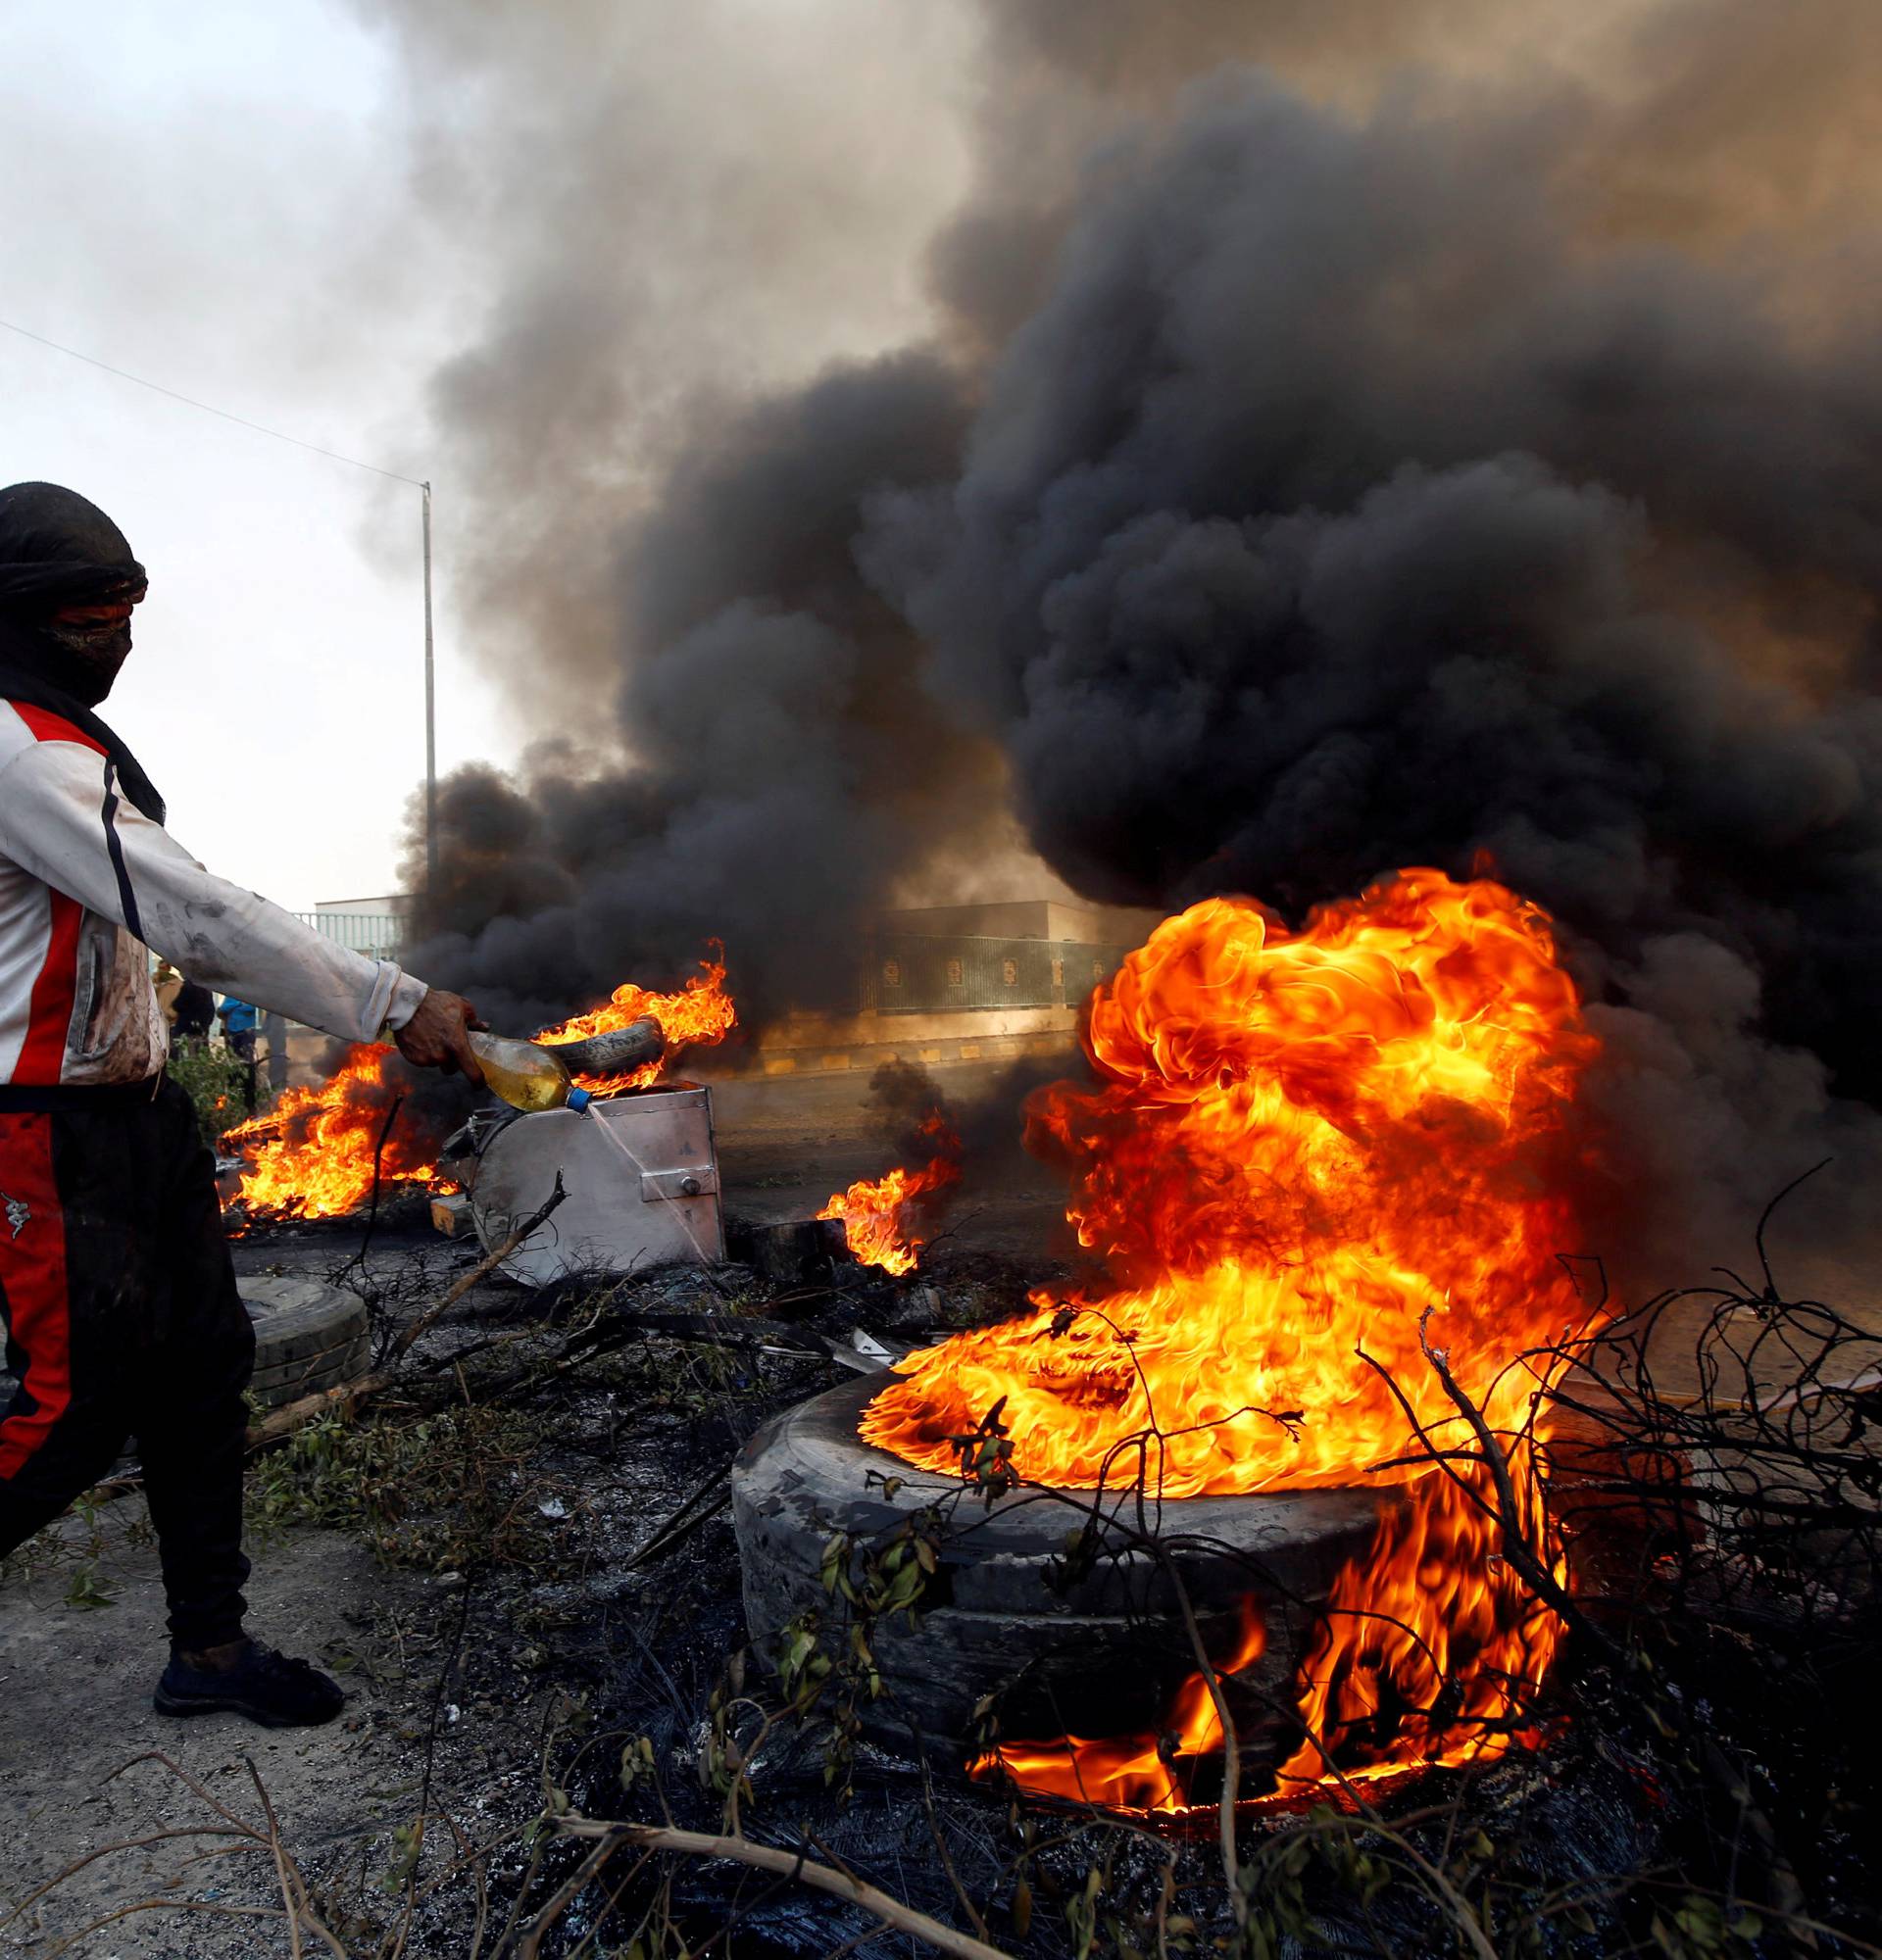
[0,737,430,1044]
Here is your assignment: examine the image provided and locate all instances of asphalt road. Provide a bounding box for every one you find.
[708,1056,1077,1261]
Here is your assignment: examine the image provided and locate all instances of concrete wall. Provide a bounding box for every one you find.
[880,898,1164,944]
[698,1002,1083,1078]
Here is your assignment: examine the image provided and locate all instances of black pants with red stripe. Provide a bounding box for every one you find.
[0,1077,254,1649]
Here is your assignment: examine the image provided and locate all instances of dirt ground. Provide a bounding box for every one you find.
[0,1061,1065,1959]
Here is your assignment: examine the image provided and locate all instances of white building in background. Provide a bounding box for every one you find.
[299,894,412,961]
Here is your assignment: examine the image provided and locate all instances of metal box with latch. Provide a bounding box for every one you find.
[463,1086,723,1284]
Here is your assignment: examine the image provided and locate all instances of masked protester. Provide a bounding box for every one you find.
[0,482,485,1728]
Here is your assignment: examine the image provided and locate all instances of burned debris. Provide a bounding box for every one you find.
[135,893,1877,1959]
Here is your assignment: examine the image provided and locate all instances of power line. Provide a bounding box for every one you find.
[0,314,426,488]
[1,310,444,889]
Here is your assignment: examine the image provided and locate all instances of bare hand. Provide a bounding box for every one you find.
[394,989,486,1086]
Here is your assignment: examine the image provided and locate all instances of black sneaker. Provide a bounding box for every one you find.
[153,1640,345,1728]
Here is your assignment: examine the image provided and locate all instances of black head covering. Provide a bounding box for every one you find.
[0,481,163,821]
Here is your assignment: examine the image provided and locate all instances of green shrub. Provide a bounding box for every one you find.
[167,1037,269,1149]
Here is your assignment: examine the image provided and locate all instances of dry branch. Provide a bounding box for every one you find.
[0,1750,348,1959]
[1412,1308,1622,1666]
[543,1817,1015,1960]
[244,1176,569,1449]
[389,1173,570,1363]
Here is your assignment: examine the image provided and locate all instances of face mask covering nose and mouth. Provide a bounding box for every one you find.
[0,481,166,827]
[0,482,149,710]
[40,598,139,706]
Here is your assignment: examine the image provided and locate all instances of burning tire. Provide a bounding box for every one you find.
[239,1276,371,1411]
[732,1374,1386,1764]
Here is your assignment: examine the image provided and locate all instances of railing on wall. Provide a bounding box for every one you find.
[867,933,1132,1015]
[292,912,409,961]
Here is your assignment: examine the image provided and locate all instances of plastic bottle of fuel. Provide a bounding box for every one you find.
[466,1032,594,1114]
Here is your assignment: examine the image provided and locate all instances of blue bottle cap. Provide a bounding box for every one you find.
[567,1087,593,1112]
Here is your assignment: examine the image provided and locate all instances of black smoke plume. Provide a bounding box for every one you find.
[861,59,1882,1270]
[381,0,1882,1284]
[402,355,997,1033]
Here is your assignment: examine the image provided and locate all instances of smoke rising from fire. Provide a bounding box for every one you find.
[867,40,1882,1269]
[402,352,994,1030]
[377,0,1882,1280]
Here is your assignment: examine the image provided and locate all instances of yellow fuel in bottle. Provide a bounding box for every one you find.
[466,1033,594,1114]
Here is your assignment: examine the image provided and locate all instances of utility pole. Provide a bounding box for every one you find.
[422,480,438,896]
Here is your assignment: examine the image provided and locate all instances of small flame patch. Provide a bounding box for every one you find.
[817,1110,963,1276]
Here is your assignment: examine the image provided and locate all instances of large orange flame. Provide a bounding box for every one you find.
[1274,1443,1560,1792]
[862,869,1598,1803]
[535,950,736,1094]
[223,1046,442,1220]
[818,1113,963,1276]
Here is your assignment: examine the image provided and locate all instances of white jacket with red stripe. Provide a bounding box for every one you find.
[0,699,427,1085]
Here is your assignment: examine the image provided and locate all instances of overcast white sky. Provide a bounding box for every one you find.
[2,2,541,910]
[3,0,986,913]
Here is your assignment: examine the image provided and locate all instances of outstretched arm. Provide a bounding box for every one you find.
[0,733,484,1082]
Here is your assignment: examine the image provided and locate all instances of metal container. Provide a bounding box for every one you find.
[468,1086,723,1285]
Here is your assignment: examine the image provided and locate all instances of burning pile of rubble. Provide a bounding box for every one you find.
[221,954,736,1224]
[196,864,1879,1947]
[739,868,1593,1811]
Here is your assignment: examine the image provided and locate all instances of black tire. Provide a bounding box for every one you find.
[240,1276,371,1412]
[731,1374,1386,1754]
[0,1278,371,1416]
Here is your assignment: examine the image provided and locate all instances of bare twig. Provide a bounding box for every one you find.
[1754,1158,1832,1303]
[916,1736,993,1943]
[543,1818,1015,1960]
[244,1176,571,1449]
[389,1173,570,1363]
[1159,1542,1246,1917]
[1,1751,348,1960]
[331,1091,405,1292]
[1413,1307,1622,1667]
[619,1465,732,1572]
[246,1756,306,1960]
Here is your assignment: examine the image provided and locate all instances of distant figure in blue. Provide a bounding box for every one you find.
[218,995,261,1110]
